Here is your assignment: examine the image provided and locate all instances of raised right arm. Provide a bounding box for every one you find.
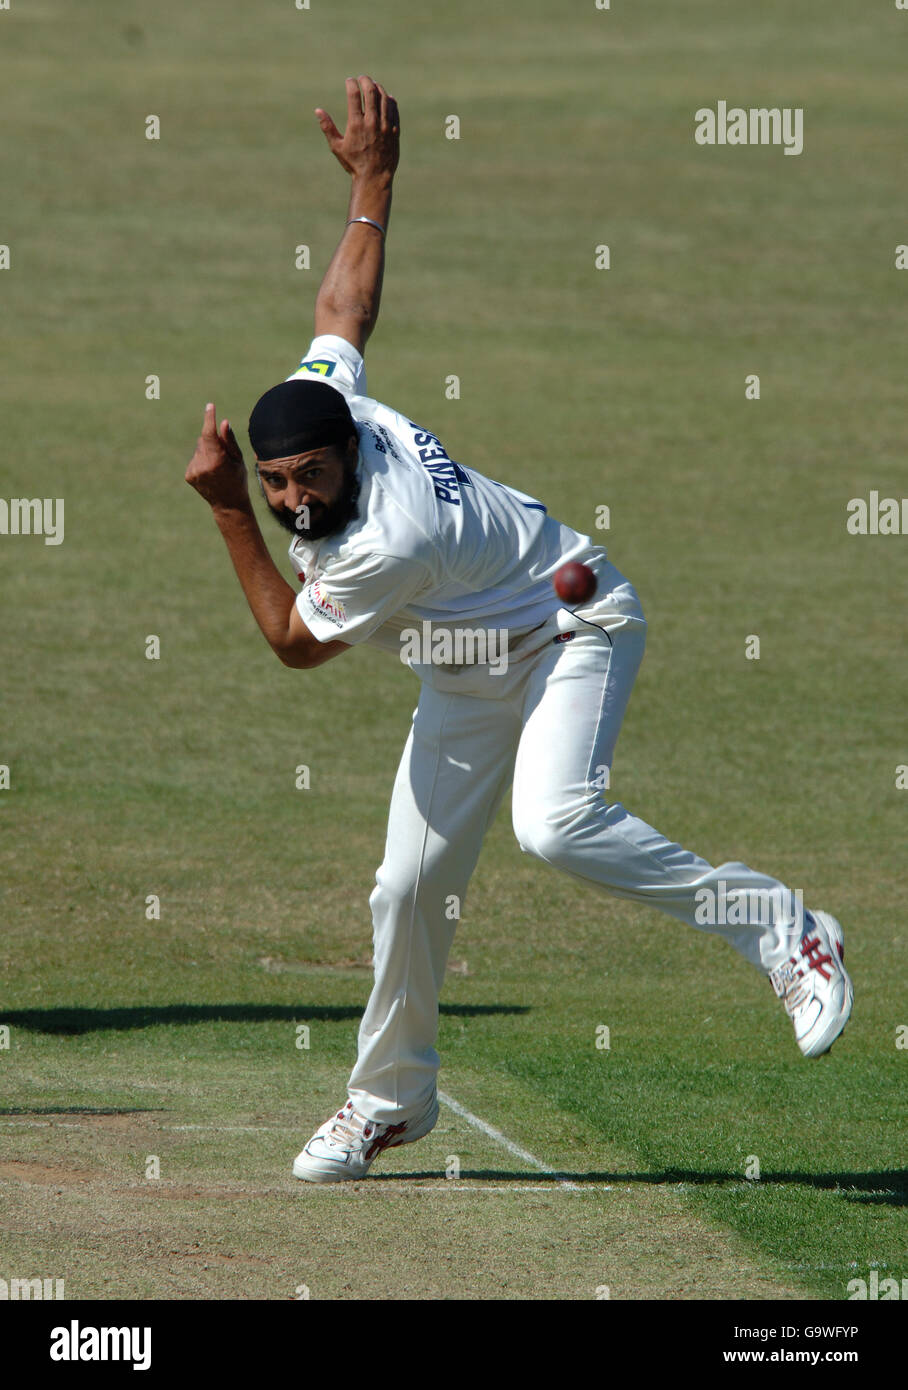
[313,75,400,357]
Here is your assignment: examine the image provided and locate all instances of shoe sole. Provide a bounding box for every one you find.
[801,911,854,1057]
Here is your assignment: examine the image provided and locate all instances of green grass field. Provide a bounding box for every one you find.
[1,0,905,1301]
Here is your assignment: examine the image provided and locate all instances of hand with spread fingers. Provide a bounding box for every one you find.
[315,74,400,181]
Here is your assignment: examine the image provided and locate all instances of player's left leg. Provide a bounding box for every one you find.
[292,680,523,1182]
[510,620,853,1057]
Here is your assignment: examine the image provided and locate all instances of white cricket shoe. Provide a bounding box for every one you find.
[769,910,854,1057]
[292,1090,439,1184]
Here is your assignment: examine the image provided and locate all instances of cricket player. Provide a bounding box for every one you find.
[186,77,854,1183]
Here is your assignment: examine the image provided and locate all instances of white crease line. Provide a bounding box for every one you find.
[438,1090,580,1191]
[1,1115,590,1192]
[384,1184,611,1193]
[166,1125,285,1133]
[301,1184,611,1194]
[1,1120,91,1130]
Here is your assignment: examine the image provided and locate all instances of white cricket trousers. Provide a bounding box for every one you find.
[347,571,807,1124]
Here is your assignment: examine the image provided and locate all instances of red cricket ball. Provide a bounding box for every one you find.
[553,561,597,605]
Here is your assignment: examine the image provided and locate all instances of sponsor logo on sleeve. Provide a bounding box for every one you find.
[297,358,336,378]
[305,579,347,628]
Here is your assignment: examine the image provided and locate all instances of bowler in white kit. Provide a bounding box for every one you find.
[185,77,854,1183]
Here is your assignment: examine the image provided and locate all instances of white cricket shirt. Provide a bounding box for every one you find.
[282,335,607,680]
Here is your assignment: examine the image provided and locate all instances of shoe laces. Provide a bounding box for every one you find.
[770,959,810,1017]
[325,1103,377,1151]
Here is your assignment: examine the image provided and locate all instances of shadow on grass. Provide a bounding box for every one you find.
[2,1002,529,1034]
[370,1168,908,1204]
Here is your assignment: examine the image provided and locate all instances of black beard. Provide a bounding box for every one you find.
[265,468,361,542]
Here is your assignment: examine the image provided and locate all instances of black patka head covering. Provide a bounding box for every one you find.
[248,379,356,461]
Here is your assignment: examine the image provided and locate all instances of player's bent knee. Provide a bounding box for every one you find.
[513,814,575,868]
[513,796,617,871]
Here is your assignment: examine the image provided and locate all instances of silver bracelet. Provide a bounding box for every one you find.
[346,216,386,236]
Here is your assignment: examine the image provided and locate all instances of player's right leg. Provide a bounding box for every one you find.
[510,620,853,1058]
[293,681,522,1183]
